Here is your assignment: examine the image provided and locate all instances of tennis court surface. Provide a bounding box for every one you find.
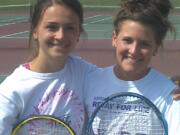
[0,2,180,83]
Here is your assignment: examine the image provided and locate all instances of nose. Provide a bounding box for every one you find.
[129,42,138,55]
[55,28,65,40]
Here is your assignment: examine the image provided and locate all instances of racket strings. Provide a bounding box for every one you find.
[90,96,166,135]
[14,118,72,135]
[93,114,165,134]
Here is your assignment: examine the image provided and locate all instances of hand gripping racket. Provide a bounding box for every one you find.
[11,115,75,135]
[86,92,168,135]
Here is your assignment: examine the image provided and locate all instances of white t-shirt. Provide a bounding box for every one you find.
[0,55,96,135]
[84,66,180,135]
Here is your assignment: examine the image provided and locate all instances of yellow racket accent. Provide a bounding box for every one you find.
[174,80,179,86]
[11,115,75,135]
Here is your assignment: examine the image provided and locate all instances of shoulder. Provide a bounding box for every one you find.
[0,65,25,105]
[150,69,175,86]
[87,66,113,78]
[85,66,114,87]
[66,55,92,65]
[0,64,39,95]
[66,55,97,72]
[0,65,25,84]
[147,68,177,100]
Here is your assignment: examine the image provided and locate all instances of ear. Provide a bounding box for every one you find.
[77,31,81,42]
[33,28,38,40]
[112,31,117,48]
[153,44,160,56]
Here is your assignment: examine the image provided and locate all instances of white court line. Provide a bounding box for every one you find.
[0,31,29,38]
[0,15,109,27]
[0,15,113,38]
[0,22,19,27]
[84,15,103,20]
[83,16,113,26]
[84,14,111,20]
[0,18,28,27]
[86,29,109,31]
[0,21,28,27]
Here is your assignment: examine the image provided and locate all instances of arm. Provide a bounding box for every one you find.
[165,99,180,135]
[170,75,180,100]
[171,88,180,100]
[0,94,19,135]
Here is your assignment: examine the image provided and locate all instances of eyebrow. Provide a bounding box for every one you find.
[122,36,154,44]
[141,39,153,43]
[46,21,77,25]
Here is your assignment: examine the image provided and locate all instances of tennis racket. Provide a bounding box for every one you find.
[86,92,168,135]
[11,115,75,135]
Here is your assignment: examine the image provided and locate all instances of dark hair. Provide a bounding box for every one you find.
[28,0,83,61]
[171,75,180,87]
[114,0,174,45]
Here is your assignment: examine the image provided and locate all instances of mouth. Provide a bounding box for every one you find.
[53,44,68,48]
[49,41,69,49]
[125,56,142,63]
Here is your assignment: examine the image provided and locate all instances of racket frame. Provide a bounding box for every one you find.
[11,115,75,135]
[86,92,168,135]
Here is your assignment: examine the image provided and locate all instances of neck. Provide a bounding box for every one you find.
[113,64,150,81]
[29,57,66,73]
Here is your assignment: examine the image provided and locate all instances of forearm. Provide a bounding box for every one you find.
[0,94,19,135]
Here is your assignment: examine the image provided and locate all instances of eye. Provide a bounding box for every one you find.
[46,24,58,32]
[139,41,150,47]
[122,37,133,44]
[65,25,76,31]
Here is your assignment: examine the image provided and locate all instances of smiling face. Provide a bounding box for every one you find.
[112,20,159,80]
[33,4,80,62]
